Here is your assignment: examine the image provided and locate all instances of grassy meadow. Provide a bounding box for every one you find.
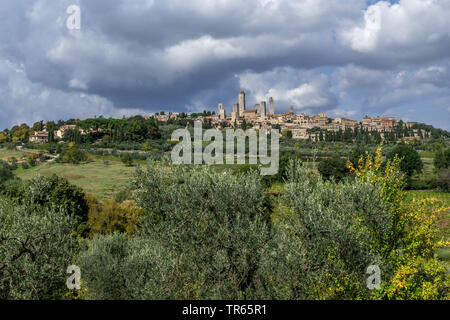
[15,157,136,199]
[0,148,29,161]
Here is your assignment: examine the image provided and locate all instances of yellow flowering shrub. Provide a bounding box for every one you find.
[349,144,449,300]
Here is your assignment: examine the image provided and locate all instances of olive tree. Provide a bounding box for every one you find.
[256,161,393,299]
[78,163,273,299]
[0,177,77,299]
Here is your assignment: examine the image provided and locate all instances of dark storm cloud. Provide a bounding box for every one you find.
[0,0,449,130]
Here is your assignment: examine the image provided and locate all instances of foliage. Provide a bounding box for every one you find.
[386,142,423,177]
[349,145,374,170]
[79,164,272,299]
[349,145,449,300]
[86,195,143,236]
[276,152,303,182]
[76,117,161,143]
[0,194,77,299]
[434,147,450,170]
[59,145,88,164]
[269,162,392,299]
[21,175,89,227]
[318,154,350,181]
[436,168,450,190]
[0,162,15,184]
[120,153,134,167]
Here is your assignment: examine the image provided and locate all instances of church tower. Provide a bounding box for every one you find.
[218,103,225,120]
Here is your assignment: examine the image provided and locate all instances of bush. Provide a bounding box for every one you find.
[21,162,29,170]
[113,188,132,203]
[86,195,143,236]
[0,196,77,299]
[262,160,393,299]
[120,153,134,167]
[434,147,450,170]
[0,163,14,183]
[59,146,88,164]
[79,164,272,299]
[352,146,449,300]
[0,179,24,201]
[436,168,450,190]
[386,142,423,177]
[23,175,89,227]
[318,154,350,181]
[10,158,18,170]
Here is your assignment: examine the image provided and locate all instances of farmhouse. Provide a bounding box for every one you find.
[55,125,77,139]
[29,131,49,143]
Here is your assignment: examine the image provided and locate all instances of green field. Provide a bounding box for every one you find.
[16,159,136,199]
[0,148,29,161]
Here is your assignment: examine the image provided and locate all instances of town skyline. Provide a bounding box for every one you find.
[20,89,439,145]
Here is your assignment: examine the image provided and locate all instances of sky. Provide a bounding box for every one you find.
[0,0,449,130]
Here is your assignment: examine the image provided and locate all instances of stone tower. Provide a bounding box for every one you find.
[269,97,274,115]
[239,90,246,116]
[218,103,225,120]
[290,105,294,114]
[260,101,266,121]
[233,103,239,118]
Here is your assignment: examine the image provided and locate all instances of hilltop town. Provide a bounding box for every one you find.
[154,90,426,141]
[10,90,439,145]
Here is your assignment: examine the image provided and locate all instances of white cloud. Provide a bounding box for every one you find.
[238,67,337,112]
[69,79,88,90]
[341,0,450,62]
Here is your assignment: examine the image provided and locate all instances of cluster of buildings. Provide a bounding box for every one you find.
[202,90,423,141]
[29,125,77,143]
[28,90,425,143]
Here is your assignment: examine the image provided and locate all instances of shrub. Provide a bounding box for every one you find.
[79,164,272,299]
[121,153,134,167]
[267,161,391,299]
[59,146,88,164]
[0,163,14,183]
[436,168,450,190]
[23,175,89,227]
[86,195,143,236]
[434,147,450,170]
[76,149,449,300]
[318,154,350,181]
[386,142,423,177]
[350,146,449,300]
[113,188,132,203]
[0,196,77,299]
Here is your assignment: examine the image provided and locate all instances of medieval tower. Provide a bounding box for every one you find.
[260,101,266,120]
[269,97,274,115]
[239,90,246,116]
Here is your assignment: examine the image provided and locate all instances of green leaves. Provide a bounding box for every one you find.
[386,142,423,177]
[0,197,77,299]
[79,165,272,299]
